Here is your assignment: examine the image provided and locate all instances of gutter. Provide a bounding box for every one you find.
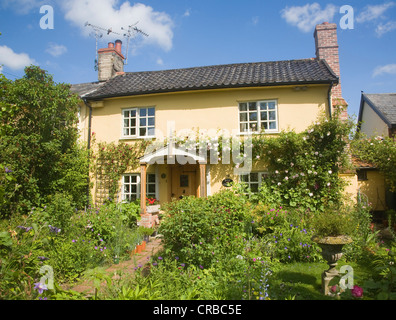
[327,81,334,120]
[83,98,93,207]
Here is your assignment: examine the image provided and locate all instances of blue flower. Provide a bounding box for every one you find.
[34,282,48,294]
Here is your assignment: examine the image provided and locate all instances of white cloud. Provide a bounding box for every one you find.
[0,45,37,70]
[356,2,395,23]
[376,21,396,36]
[281,3,338,33]
[60,0,174,52]
[373,64,396,77]
[46,43,68,57]
[156,58,164,66]
[183,9,191,17]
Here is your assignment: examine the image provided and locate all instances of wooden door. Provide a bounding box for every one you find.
[171,165,197,199]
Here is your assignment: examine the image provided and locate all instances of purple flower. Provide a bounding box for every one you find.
[181,263,185,267]
[158,256,163,260]
[5,167,12,174]
[38,256,49,261]
[199,265,204,269]
[152,262,158,266]
[34,282,48,294]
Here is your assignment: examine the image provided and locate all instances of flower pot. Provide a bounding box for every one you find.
[141,240,146,251]
[147,205,160,214]
[312,235,353,295]
[136,244,143,254]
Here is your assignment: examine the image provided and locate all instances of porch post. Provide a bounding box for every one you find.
[199,163,206,198]
[140,163,147,214]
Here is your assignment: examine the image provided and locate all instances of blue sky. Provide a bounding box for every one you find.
[0,0,395,119]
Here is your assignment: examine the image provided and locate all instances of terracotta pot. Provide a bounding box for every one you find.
[136,244,143,253]
[141,240,146,251]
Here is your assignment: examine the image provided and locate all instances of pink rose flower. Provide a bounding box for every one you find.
[351,285,363,298]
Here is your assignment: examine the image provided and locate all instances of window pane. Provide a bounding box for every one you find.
[269,122,277,130]
[148,184,156,193]
[260,102,268,111]
[148,108,155,117]
[124,176,130,183]
[249,102,257,111]
[131,185,137,193]
[249,112,257,121]
[123,128,130,136]
[131,128,136,135]
[124,119,129,127]
[250,123,258,131]
[239,103,247,112]
[130,110,136,117]
[250,183,259,193]
[240,175,249,182]
[240,113,248,122]
[140,128,147,137]
[269,111,276,121]
[124,185,130,193]
[140,118,147,126]
[268,102,276,110]
[147,127,155,136]
[131,119,136,127]
[240,123,248,132]
[148,174,156,183]
[262,122,268,130]
[131,176,137,183]
[148,117,155,126]
[124,110,130,118]
[140,108,147,117]
[261,112,268,121]
[250,173,259,182]
[180,175,189,187]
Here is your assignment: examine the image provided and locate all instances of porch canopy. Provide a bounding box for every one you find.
[139,144,207,214]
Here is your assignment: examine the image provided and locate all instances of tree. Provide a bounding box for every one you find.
[0,66,89,216]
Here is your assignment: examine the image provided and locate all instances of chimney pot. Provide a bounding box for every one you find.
[108,42,114,48]
[115,40,122,54]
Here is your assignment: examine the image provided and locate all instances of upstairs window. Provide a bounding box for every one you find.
[239,100,278,133]
[123,107,155,138]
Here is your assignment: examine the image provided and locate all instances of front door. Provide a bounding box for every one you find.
[171,165,197,199]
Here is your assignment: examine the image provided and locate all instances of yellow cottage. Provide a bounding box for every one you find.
[72,22,353,226]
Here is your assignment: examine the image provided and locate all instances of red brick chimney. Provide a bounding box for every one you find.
[314,22,348,119]
[97,40,125,82]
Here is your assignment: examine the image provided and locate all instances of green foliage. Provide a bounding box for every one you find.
[252,113,354,211]
[90,139,150,201]
[351,134,396,192]
[310,206,356,237]
[0,66,89,217]
[159,190,251,267]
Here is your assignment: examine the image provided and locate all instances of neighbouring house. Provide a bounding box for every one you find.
[356,93,396,218]
[72,22,353,227]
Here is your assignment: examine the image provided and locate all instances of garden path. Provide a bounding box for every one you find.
[66,237,163,296]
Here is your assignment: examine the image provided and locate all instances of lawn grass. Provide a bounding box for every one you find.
[267,259,373,300]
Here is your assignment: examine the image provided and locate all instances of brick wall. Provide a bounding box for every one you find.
[314,22,348,120]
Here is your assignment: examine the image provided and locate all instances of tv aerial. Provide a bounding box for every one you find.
[85,22,122,70]
[121,22,149,65]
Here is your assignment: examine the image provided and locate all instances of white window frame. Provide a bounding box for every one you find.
[122,173,158,202]
[239,100,278,134]
[122,107,155,139]
[239,172,268,193]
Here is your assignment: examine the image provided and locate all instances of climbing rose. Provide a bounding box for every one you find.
[351,285,363,298]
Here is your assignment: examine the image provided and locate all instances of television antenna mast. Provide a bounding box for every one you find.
[121,22,149,65]
[85,22,122,70]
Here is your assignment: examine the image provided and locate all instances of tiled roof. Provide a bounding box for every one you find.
[362,93,396,126]
[70,81,104,98]
[83,59,338,100]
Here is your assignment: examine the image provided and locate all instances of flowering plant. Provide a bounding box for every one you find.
[146,197,159,206]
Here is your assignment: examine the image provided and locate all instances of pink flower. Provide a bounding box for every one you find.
[330,285,338,293]
[351,285,363,298]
